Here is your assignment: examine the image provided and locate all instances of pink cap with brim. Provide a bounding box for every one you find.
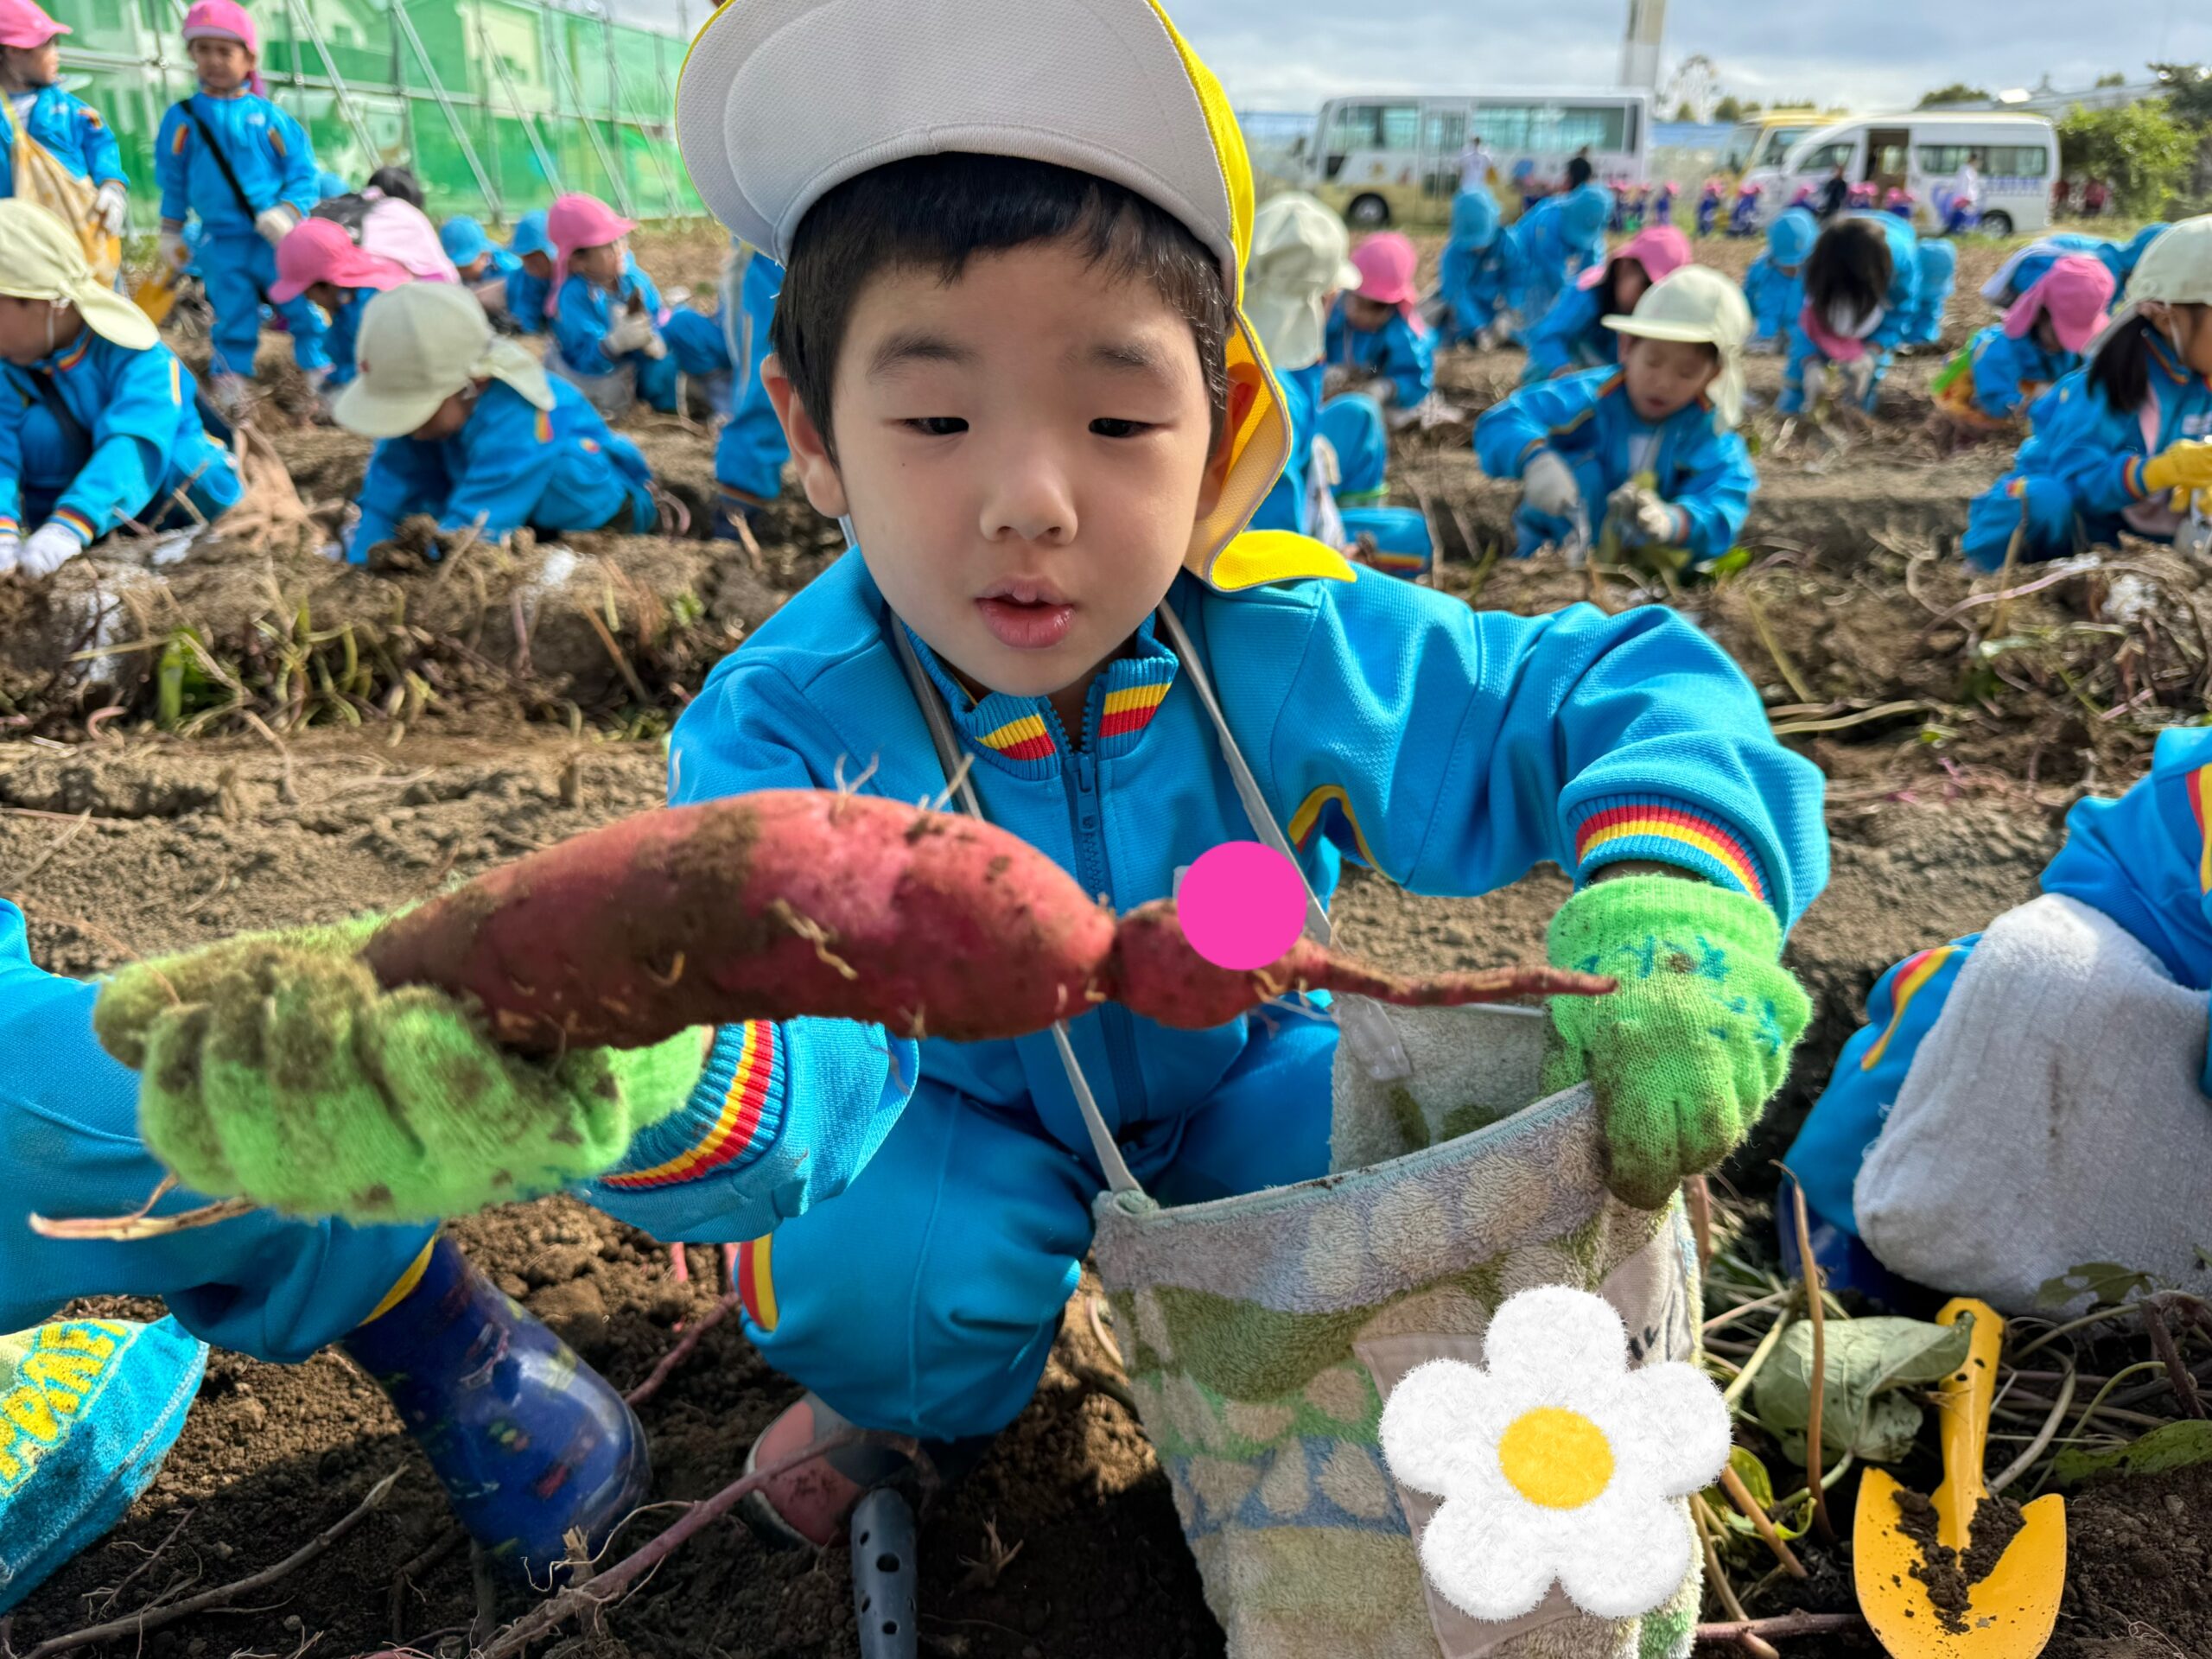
[268,217,413,304]
[2005,253,2116,357]
[543,192,638,318]
[0,0,68,48]
[1351,232,1421,307]
[181,0,257,52]
[1579,224,1691,292]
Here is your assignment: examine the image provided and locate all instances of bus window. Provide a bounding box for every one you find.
[1470,104,1533,149]
[1548,105,1627,151]
[1424,108,1466,152]
[1796,141,1853,174]
[1379,105,1420,150]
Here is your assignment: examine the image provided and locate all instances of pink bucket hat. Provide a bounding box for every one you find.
[268,217,412,304]
[1350,232,1422,328]
[181,0,257,54]
[0,0,68,49]
[543,192,638,317]
[1580,223,1691,292]
[2005,253,2116,356]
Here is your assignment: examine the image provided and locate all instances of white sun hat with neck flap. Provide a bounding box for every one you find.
[674,0,1350,591]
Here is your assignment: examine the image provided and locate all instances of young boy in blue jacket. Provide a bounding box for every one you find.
[1744,207,1815,352]
[0,201,239,579]
[1324,232,1434,418]
[1433,186,1507,347]
[152,1,329,404]
[1932,253,2113,435]
[1779,213,1922,416]
[1477,265,1758,563]
[1520,223,1690,385]
[505,209,553,334]
[1962,215,2212,569]
[0,0,128,238]
[334,283,659,560]
[615,0,1825,1545]
[1499,179,1611,337]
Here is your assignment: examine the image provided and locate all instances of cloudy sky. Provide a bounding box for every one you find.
[1162,0,2212,113]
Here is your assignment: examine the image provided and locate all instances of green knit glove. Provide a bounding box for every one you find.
[1541,875,1810,1211]
[94,915,706,1224]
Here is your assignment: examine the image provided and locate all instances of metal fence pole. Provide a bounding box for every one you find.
[543,14,632,216]
[480,4,567,201]
[390,0,505,215]
[605,21,683,217]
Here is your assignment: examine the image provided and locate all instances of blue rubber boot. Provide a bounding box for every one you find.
[341,1238,651,1581]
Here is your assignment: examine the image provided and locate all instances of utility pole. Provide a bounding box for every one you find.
[1619,0,1664,89]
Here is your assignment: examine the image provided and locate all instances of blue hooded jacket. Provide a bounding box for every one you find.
[1325,301,1433,409]
[0,85,126,194]
[551,261,665,378]
[504,211,553,333]
[1502,183,1611,327]
[1743,208,1815,341]
[1981,338,2212,527]
[1781,212,1921,413]
[1435,188,1506,342]
[154,92,321,238]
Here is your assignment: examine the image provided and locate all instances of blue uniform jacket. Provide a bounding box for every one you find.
[1502,184,1610,323]
[1474,367,1758,560]
[1781,213,1921,413]
[0,329,230,543]
[1961,324,2076,423]
[1435,189,1506,343]
[656,548,1826,1183]
[505,266,550,334]
[1742,256,1805,344]
[154,92,321,237]
[0,86,126,194]
[551,263,665,378]
[350,378,653,559]
[1325,305,1433,409]
[1521,283,1614,384]
[1993,338,2212,525]
[1249,359,1324,535]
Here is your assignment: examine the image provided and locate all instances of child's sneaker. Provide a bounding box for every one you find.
[738,1393,889,1548]
[340,1237,650,1580]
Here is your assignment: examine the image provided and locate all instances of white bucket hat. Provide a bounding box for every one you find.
[331,281,553,440]
[1244,191,1359,373]
[675,0,1344,591]
[0,199,158,353]
[1605,264,1752,429]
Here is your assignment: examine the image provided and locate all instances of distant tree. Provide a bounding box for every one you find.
[2094,72,2128,88]
[1740,100,1762,114]
[1917,83,1992,108]
[2059,98,2196,214]
[2149,61,2212,127]
[1673,102,1698,122]
[1713,95,1744,124]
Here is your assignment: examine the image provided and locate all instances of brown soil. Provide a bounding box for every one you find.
[4,228,2207,1656]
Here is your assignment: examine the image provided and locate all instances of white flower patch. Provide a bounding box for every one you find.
[1378,1285,1731,1622]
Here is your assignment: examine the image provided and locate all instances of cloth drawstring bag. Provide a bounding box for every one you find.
[893,586,1702,1659]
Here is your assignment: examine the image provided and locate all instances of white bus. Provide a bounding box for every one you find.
[1748,112,2059,235]
[1300,90,1652,228]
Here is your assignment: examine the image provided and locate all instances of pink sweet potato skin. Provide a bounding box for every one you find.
[362,791,1116,1052]
[1097,901,1616,1029]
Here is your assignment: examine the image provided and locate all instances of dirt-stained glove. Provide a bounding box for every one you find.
[1608,484,1686,548]
[157,229,189,270]
[602,308,657,356]
[94,181,129,237]
[20,521,88,579]
[1522,448,1582,518]
[1797,358,1829,410]
[1838,354,1878,408]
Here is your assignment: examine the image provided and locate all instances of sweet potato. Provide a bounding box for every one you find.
[1096,900,1613,1029]
[361,791,1612,1053]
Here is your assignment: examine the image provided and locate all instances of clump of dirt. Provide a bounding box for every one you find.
[2050,1465,2212,1658]
[1894,1486,2029,1631]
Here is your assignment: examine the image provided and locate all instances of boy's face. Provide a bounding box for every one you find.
[572,242,625,288]
[190,37,250,92]
[306,281,345,315]
[1344,294,1393,333]
[457,252,490,283]
[2,43,60,86]
[770,238,1228,708]
[411,386,477,442]
[1621,336,1719,423]
[520,250,554,280]
[0,296,61,365]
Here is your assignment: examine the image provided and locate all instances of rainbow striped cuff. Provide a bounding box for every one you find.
[596,1022,784,1191]
[1571,796,1769,903]
[2123,456,2152,501]
[51,508,95,544]
[0,516,19,537]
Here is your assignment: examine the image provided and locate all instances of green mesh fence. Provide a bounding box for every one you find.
[53,0,706,227]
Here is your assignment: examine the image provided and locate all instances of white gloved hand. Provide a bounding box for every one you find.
[639,327,669,361]
[254,205,300,247]
[1610,485,1683,547]
[0,533,19,575]
[1797,358,1828,410]
[20,521,88,579]
[1839,354,1878,408]
[601,308,656,355]
[158,228,189,270]
[94,181,129,237]
[1522,448,1582,518]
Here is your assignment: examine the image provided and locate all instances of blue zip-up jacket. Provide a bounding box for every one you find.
[1992,342,2212,519]
[1781,212,1921,413]
[0,85,126,194]
[349,378,652,559]
[320,289,372,388]
[1249,358,1324,535]
[1502,183,1611,324]
[1435,189,1506,343]
[1986,228,2167,309]
[1958,323,2077,423]
[1521,283,1614,384]
[505,266,550,334]
[0,328,231,543]
[1474,366,1758,560]
[1325,304,1433,409]
[154,91,320,237]
[551,262,665,378]
[657,549,1826,1173]
[1743,208,1816,343]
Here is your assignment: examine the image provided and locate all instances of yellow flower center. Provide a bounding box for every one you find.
[1497,1406,1615,1510]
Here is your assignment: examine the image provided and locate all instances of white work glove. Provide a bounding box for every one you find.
[602,308,656,356]
[1797,358,1828,410]
[20,521,88,579]
[158,228,189,270]
[1522,448,1582,518]
[639,327,669,361]
[0,532,19,575]
[1609,484,1684,548]
[254,205,300,247]
[1838,355,1878,408]
[94,181,129,237]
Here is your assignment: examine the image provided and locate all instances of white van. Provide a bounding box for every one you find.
[1746,112,2058,235]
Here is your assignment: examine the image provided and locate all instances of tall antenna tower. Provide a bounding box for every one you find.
[1619,0,1665,89]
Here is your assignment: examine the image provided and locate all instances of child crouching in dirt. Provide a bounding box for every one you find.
[266,217,450,417]
[1961,215,2212,571]
[0,200,239,579]
[544,194,727,417]
[1521,223,1692,384]
[1744,207,1815,353]
[1929,254,2113,445]
[1787,725,2212,1314]
[1778,213,1922,416]
[505,210,554,334]
[1325,232,1437,427]
[549,0,1823,1552]
[335,283,662,560]
[1475,264,1757,563]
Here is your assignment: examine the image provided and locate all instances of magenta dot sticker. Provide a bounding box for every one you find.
[1179,842,1307,971]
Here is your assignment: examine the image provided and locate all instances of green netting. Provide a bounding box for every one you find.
[53,0,705,226]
